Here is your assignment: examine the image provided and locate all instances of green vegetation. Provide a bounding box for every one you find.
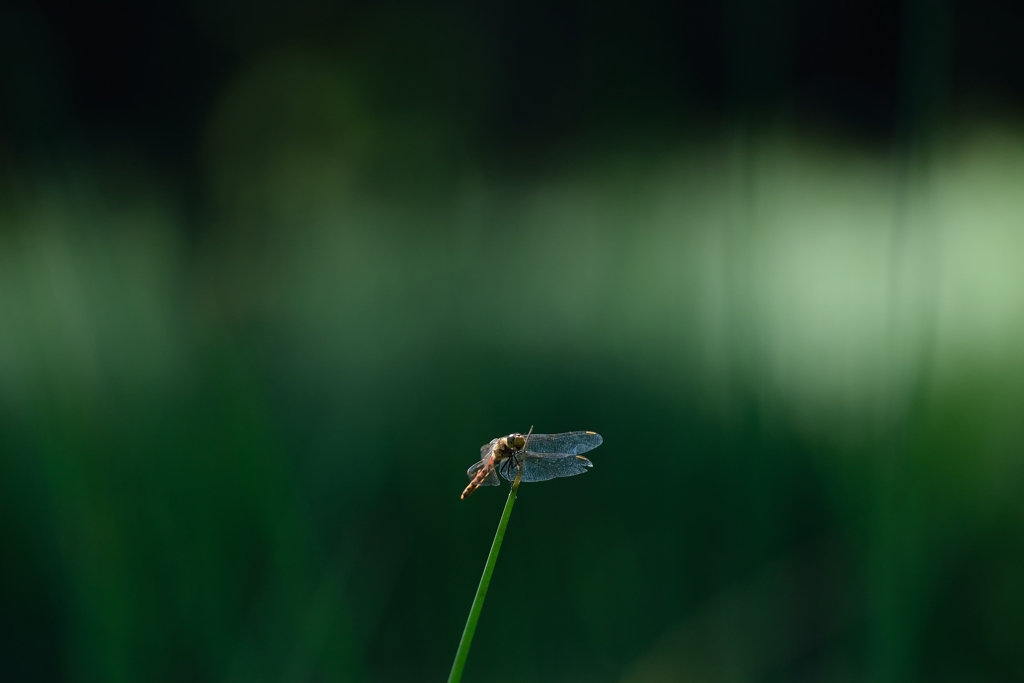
[448,473,522,683]
[4,125,1024,680]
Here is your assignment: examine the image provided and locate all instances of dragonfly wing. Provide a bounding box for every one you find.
[466,459,500,486]
[498,453,593,483]
[522,453,593,482]
[525,431,603,456]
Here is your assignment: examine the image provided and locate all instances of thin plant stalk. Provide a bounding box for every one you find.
[447,470,523,683]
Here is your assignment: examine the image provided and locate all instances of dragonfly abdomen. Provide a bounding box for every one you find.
[460,457,496,500]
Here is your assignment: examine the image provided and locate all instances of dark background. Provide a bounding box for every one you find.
[3,1,1024,681]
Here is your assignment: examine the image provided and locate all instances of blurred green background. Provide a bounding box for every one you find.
[3,1,1024,681]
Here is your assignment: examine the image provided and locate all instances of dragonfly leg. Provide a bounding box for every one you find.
[509,452,523,479]
[497,452,520,481]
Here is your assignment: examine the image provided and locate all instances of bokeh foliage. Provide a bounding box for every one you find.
[2,1,1024,681]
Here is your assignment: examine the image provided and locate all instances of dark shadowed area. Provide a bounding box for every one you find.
[2,1,1024,681]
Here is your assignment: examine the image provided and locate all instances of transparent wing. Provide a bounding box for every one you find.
[466,459,500,486]
[498,453,593,483]
[480,438,498,460]
[525,431,603,456]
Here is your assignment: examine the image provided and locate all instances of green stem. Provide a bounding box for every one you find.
[447,476,522,683]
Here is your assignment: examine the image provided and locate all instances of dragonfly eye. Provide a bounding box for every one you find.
[510,434,526,450]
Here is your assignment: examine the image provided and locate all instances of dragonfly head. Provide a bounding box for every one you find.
[507,433,526,450]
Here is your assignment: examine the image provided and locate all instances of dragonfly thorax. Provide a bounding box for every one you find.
[492,434,525,462]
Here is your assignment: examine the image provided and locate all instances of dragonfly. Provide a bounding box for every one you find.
[461,428,603,499]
